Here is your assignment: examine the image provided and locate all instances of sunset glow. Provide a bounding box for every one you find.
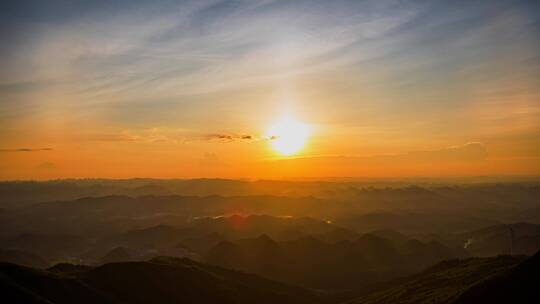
[1,3,540,302]
[0,0,539,180]
[267,115,310,156]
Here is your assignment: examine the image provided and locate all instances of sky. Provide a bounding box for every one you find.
[0,0,539,179]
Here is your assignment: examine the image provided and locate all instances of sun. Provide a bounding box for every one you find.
[267,115,310,156]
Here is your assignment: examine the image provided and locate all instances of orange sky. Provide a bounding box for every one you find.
[1,0,539,179]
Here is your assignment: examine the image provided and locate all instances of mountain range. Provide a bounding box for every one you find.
[1,252,537,304]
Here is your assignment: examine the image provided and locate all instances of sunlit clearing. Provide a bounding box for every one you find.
[267,115,310,156]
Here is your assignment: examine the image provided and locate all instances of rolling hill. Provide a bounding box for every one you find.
[344,254,528,304]
[0,257,324,304]
[206,233,466,289]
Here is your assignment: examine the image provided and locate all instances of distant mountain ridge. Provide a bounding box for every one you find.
[206,233,466,289]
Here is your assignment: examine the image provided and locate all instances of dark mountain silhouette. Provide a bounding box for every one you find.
[0,215,356,266]
[78,215,342,264]
[1,180,539,302]
[101,214,343,249]
[0,249,49,268]
[190,214,343,240]
[453,250,540,304]
[456,223,540,256]
[206,233,465,289]
[2,233,87,262]
[1,195,331,236]
[2,181,539,237]
[2,253,535,304]
[368,229,410,245]
[178,231,225,253]
[81,224,220,263]
[95,225,199,252]
[47,263,93,274]
[345,255,527,304]
[336,212,500,235]
[0,257,324,304]
[314,227,361,243]
[99,247,134,264]
[398,239,469,270]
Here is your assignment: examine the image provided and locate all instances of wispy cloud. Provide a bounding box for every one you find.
[203,133,270,143]
[274,142,488,164]
[2,0,536,133]
[0,0,422,101]
[0,148,53,152]
[70,129,271,144]
[0,0,538,179]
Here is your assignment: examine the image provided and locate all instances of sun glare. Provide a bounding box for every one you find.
[267,115,310,156]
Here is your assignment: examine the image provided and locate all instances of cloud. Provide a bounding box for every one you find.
[76,129,174,143]
[205,133,252,142]
[261,142,490,177]
[0,148,52,152]
[2,0,538,156]
[203,133,268,143]
[80,133,141,142]
[275,142,488,164]
[0,0,422,104]
[400,142,488,163]
[0,80,52,93]
[72,129,269,144]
